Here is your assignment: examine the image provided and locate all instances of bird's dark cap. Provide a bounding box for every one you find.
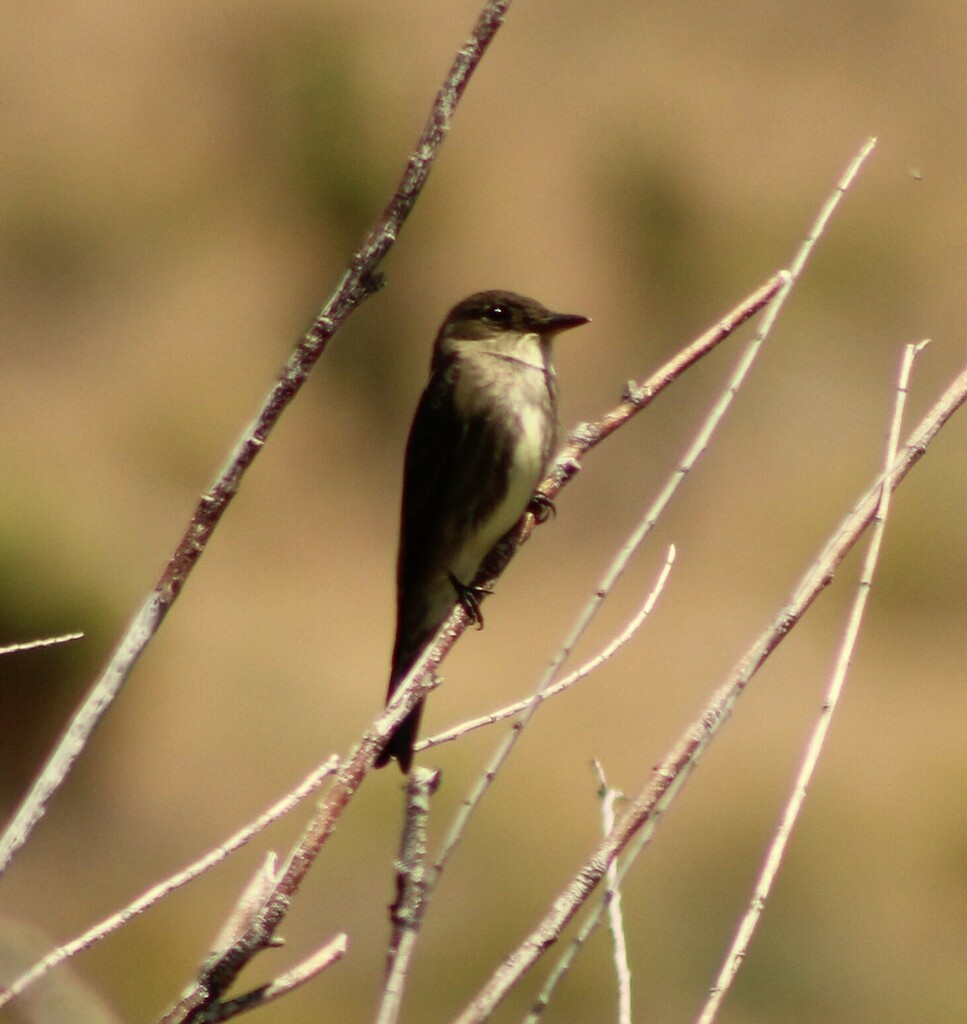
[444,290,589,336]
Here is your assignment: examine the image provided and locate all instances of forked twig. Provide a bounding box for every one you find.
[204,935,348,1023]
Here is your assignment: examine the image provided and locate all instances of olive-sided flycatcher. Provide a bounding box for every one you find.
[375,290,589,771]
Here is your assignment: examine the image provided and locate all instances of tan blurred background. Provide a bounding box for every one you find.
[1,1,965,1022]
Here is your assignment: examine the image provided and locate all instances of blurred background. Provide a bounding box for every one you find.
[1,1,965,1022]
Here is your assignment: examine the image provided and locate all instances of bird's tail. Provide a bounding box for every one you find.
[375,630,432,772]
[374,692,424,773]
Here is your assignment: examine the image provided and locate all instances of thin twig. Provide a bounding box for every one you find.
[0,0,514,880]
[449,356,967,1024]
[431,538,676,889]
[375,768,442,1024]
[695,339,931,1024]
[594,762,632,1024]
[541,137,878,508]
[204,934,349,1023]
[0,758,337,1009]
[0,632,83,656]
[426,549,674,1024]
[419,545,676,752]
[544,271,789,498]
[208,852,285,965]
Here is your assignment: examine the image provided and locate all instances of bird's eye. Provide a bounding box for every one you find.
[483,304,511,324]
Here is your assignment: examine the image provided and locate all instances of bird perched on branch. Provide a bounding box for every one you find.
[376,290,589,771]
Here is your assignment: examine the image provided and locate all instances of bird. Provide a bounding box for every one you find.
[375,290,589,771]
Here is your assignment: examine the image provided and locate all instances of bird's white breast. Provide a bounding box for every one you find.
[448,368,550,586]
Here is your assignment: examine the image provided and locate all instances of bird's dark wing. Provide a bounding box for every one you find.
[395,373,466,604]
[394,366,513,655]
[379,363,517,771]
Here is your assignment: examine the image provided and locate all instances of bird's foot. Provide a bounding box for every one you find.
[529,492,556,523]
[448,573,491,630]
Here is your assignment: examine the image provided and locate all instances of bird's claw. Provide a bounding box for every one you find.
[529,492,556,523]
[448,573,491,630]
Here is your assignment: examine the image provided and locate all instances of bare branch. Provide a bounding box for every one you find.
[695,338,931,1024]
[449,359,967,1024]
[419,544,675,751]
[0,0,514,880]
[522,765,633,1024]
[543,270,789,498]
[595,763,632,1024]
[376,768,442,1024]
[141,6,517,1019]
[542,136,879,503]
[0,758,337,1009]
[205,935,349,1023]
[0,632,83,655]
[208,853,286,966]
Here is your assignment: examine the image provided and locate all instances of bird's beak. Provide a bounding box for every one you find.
[540,311,590,335]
